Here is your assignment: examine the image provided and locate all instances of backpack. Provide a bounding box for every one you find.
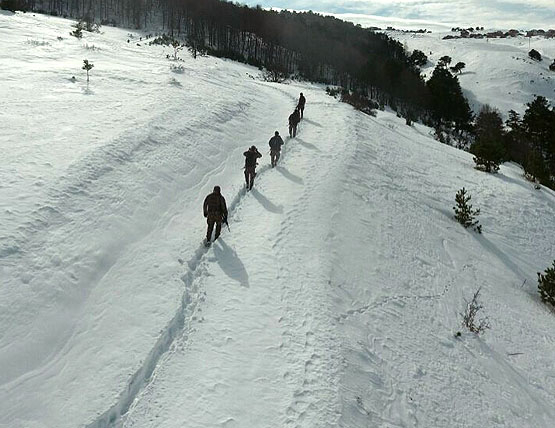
[244,150,258,167]
[269,136,282,150]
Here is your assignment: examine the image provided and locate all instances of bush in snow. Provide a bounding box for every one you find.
[453,187,482,233]
[450,61,466,74]
[149,34,174,46]
[461,288,490,334]
[84,43,100,51]
[325,86,341,98]
[81,16,101,33]
[27,39,51,46]
[170,63,185,74]
[262,62,288,83]
[550,60,555,72]
[82,59,94,82]
[538,261,555,308]
[528,49,542,61]
[70,22,84,39]
[170,40,184,60]
[438,55,452,66]
[340,90,378,116]
[410,49,428,67]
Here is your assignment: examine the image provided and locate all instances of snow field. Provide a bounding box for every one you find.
[0,11,317,427]
[391,31,555,115]
[121,93,555,428]
[1,11,555,428]
[330,112,555,427]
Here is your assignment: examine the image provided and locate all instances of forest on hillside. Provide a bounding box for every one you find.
[2,0,554,188]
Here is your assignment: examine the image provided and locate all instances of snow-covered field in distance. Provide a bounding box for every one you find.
[1,11,554,428]
[390,30,555,116]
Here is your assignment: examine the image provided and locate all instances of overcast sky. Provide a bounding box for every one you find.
[242,0,555,30]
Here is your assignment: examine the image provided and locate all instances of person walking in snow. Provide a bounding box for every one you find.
[288,108,301,138]
[203,185,228,244]
[244,145,262,190]
[268,131,284,168]
[297,92,306,119]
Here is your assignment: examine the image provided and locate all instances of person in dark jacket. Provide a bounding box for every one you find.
[268,131,284,167]
[297,92,306,119]
[288,109,301,138]
[203,185,228,243]
[244,145,262,190]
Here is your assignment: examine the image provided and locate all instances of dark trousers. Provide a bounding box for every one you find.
[244,167,256,189]
[289,124,297,138]
[299,106,304,118]
[270,150,280,167]
[206,213,222,241]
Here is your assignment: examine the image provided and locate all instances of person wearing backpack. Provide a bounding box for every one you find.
[297,92,306,119]
[268,131,284,168]
[288,108,301,138]
[203,185,228,244]
[244,145,262,190]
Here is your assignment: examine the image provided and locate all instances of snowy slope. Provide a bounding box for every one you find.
[390,30,555,115]
[1,12,555,428]
[123,95,555,428]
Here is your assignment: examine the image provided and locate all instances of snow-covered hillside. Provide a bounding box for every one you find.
[1,12,555,428]
[391,30,555,116]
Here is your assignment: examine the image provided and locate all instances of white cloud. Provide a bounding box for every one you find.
[244,0,555,30]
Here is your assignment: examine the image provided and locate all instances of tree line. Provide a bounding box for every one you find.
[469,97,555,188]
[4,0,553,187]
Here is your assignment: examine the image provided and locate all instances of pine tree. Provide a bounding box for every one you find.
[538,261,555,308]
[439,55,452,66]
[410,50,428,67]
[506,110,522,133]
[82,59,94,82]
[71,21,84,39]
[453,187,482,233]
[524,96,554,146]
[427,64,473,131]
[505,110,528,165]
[525,149,549,185]
[523,96,555,187]
[471,105,506,173]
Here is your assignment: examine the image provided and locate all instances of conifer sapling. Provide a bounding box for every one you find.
[453,187,482,233]
[82,59,94,82]
[70,21,84,39]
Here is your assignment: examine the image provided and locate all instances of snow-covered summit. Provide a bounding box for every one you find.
[1,12,554,428]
